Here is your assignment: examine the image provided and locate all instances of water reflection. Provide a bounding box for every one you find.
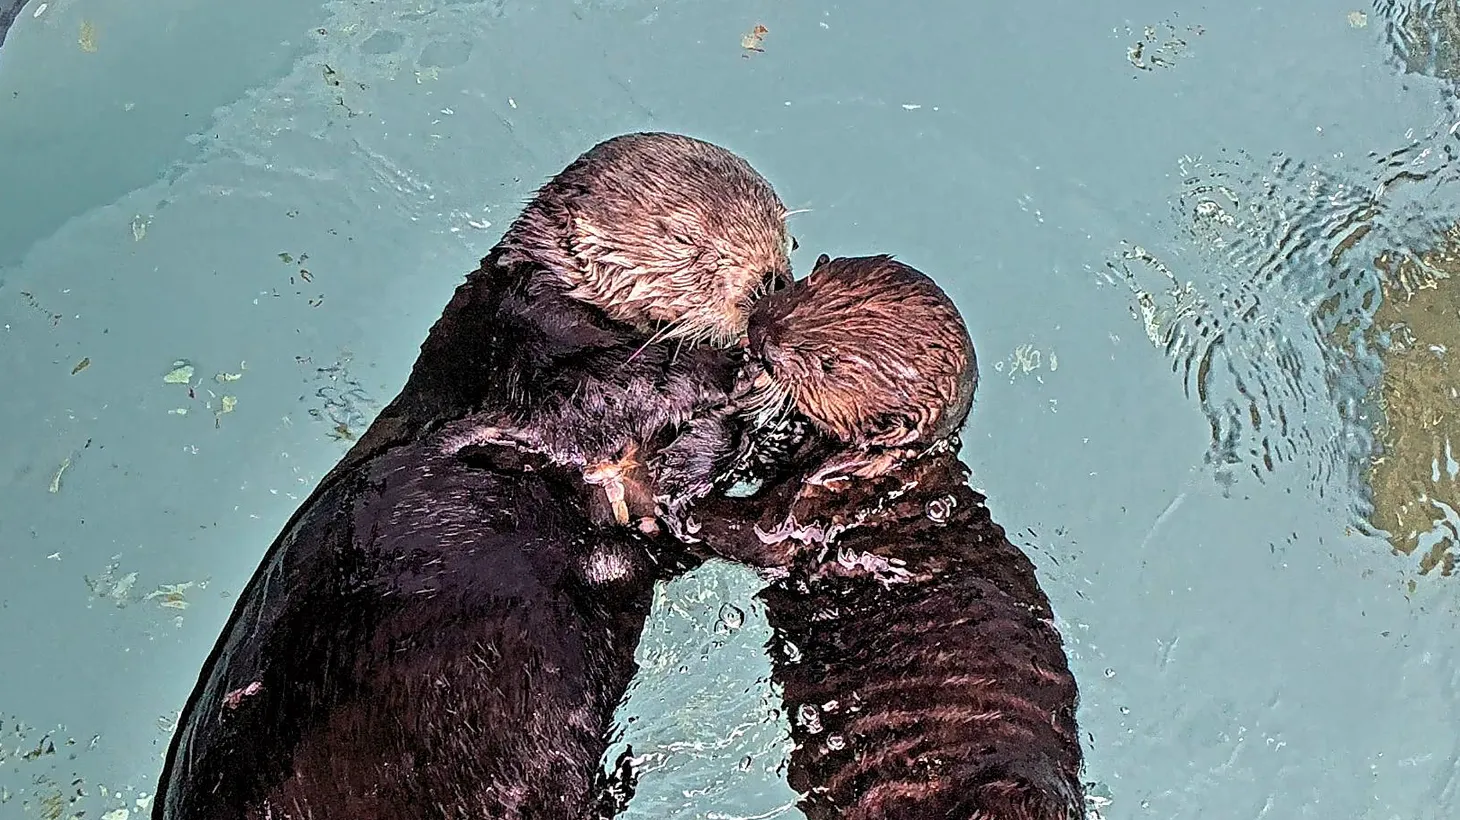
[1104,109,1460,579]
[1377,0,1460,83]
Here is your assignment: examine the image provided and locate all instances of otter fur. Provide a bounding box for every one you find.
[662,255,1086,819]
[152,132,792,820]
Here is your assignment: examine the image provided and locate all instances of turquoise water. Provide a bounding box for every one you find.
[3,1,1459,818]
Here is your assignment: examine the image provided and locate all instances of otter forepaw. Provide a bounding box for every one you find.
[816,549,913,587]
[805,448,908,488]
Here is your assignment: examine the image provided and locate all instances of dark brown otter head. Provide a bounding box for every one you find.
[746,254,977,450]
[496,132,793,346]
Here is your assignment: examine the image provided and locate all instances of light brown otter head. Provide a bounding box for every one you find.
[746,254,977,453]
[496,132,793,346]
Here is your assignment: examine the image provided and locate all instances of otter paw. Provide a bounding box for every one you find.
[817,549,913,587]
[439,424,527,455]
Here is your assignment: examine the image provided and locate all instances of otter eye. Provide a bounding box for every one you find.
[819,356,837,374]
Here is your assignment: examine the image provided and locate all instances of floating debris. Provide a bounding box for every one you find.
[18,290,63,326]
[48,457,70,493]
[1125,19,1202,72]
[71,357,90,375]
[85,561,141,608]
[143,582,197,611]
[168,408,189,416]
[163,361,195,384]
[79,20,97,53]
[741,23,769,54]
[131,216,148,242]
[1347,11,1367,28]
[219,395,237,415]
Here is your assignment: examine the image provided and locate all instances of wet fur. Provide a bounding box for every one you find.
[748,255,977,450]
[499,132,792,346]
[153,132,784,820]
[652,254,1084,818]
[688,448,1086,820]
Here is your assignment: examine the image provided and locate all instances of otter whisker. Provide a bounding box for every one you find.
[623,320,684,365]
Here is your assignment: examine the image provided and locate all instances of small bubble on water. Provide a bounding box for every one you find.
[1119,705,1130,715]
[738,755,754,771]
[717,603,745,631]
[1104,667,1116,678]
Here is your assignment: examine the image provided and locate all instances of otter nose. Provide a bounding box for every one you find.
[767,268,793,293]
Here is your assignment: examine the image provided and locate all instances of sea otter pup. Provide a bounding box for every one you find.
[666,255,1087,819]
[152,132,792,820]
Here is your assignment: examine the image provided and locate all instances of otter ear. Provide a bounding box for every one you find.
[814,253,831,271]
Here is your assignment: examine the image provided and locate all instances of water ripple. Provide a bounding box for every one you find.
[1102,115,1460,529]
[1375,0,1460,85]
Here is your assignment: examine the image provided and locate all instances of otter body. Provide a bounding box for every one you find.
[663,255,1085,819]
[156,255,722,820]
[158,428,661,820]
[693,452,1085,820]
[155,133,792,820]
[0,0,28,53]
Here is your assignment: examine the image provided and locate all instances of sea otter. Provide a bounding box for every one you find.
[152,132,793,820]
[0,0,28,54]
[659,255,1087,819]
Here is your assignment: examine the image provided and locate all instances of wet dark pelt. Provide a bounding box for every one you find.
[153,132,789,820]
[663,254,1085,819]
[690,448,1086,820]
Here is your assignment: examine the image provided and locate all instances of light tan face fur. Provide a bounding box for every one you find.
[748,255,977,449]
[497,132,792,346]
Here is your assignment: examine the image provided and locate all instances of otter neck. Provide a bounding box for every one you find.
[407,249,634,425]
[788,444,986,564]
